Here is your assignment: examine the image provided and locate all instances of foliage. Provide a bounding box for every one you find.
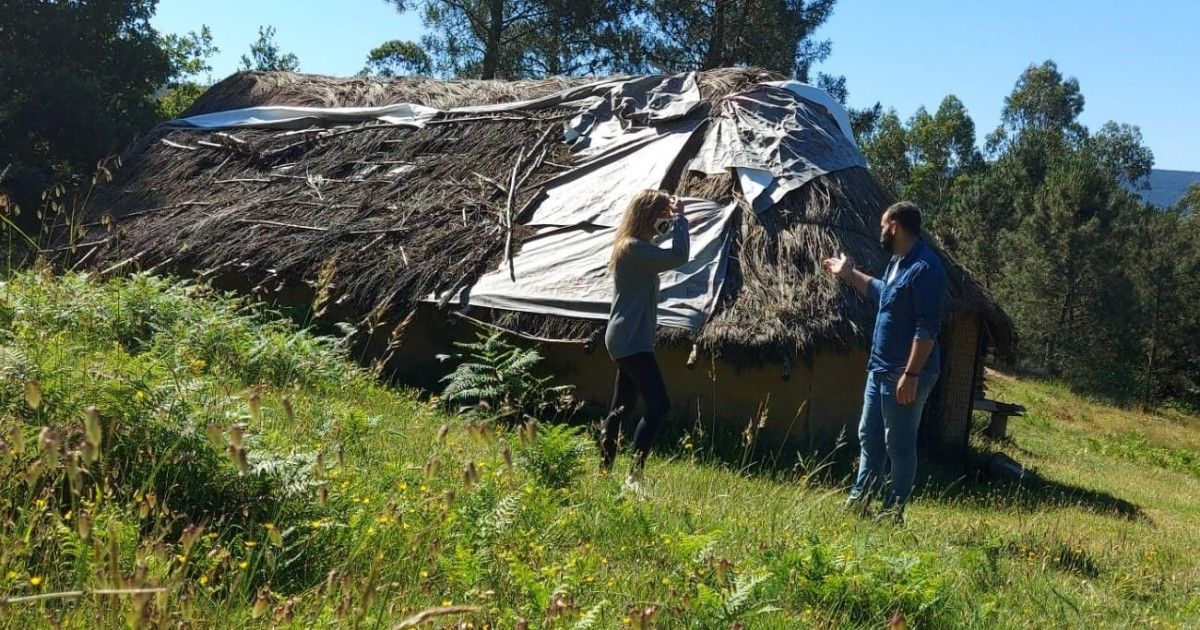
[376,0,839,80]
[859,58,1200,406]
[0,1,226,213]
[0,271,1198,627]
[0,0,172,207]
[380,0,640,79]
[988,60,1086,151]
[641,0,836,79]
[515,423,591,489]
[439,331,576,424]
[857,95,982,220]
[362,40,434,77]
[157,25,220,118]
[239,26,300,72]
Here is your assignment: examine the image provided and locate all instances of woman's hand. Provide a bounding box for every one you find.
[667,195,684,217]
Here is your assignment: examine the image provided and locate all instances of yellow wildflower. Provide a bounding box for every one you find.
[29,577,43,586]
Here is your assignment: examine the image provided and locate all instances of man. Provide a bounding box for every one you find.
[822,201,947,522]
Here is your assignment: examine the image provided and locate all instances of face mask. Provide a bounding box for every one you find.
[880,228,896,255]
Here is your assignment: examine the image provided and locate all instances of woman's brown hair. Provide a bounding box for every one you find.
[609,189,671,270]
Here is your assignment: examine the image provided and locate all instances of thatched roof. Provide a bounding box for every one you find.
[71,69,1012,366]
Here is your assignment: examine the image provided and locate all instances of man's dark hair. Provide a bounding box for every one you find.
[884,201,922,235]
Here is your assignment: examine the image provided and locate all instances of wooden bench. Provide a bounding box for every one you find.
[973,398,1026,440]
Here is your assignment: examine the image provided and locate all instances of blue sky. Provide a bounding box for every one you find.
[153,0,1200,170]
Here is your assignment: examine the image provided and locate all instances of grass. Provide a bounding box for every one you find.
[1,270,1198,628]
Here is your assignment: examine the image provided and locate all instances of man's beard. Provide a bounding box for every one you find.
[880,231,896,255]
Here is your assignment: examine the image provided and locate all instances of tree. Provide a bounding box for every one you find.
[377,0,839,80]
[856,94,982,221]
[641,0,836,79]
[239,26,300,72]
[938,61,1159,400]
[997,150,1142,394]
[1088,121,1154,189]
[987,60,1086,153]
[902,95,983,218]
[363,40,434,76]
[1130,206,1200,404]
[0,0,174,210]
[858,110,909,198]
[380,0,637,79]
[157,25,220,118]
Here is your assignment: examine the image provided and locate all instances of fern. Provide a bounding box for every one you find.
[721,572,774,623]
[477,493,520,546]
[572,600,607,630]
[440,331,578,425]
[516,423,591,490]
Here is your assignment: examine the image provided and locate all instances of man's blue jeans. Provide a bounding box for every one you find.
[849,371,938,509]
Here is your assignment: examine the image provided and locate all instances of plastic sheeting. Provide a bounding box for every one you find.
[690,82,866,213]
[525,118,703,228]
[461,199,737,330]
[166,72,864,332]
[174,103,443,130]
[171,77,636,130]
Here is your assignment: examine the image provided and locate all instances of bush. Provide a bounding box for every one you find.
[0,270,352,598]
[439,331,578,425]
[516,423,591,490]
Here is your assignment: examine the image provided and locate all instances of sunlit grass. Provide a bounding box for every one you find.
[1,270,1197,627]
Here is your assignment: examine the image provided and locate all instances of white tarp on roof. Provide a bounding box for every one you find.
[525,118,703,228]
[175,103,443,130]
[462,199,736,329]
[689,82,867,213]
[165,72,864,332]
[171,76,635,130]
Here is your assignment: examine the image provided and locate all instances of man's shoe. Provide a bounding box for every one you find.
[874,505,905,525]
[843,495,872,517]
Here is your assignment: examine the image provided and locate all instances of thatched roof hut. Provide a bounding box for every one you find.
[73,68,1012,454]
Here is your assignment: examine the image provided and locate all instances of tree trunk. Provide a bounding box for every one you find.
[702,0,727,69]
[482,0,505,79]
[1143,277,1161,405]
[547,7,563,75]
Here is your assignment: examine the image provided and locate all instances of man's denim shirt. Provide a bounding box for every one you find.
[865,237,948,377]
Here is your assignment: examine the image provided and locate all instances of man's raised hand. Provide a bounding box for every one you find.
[822,252,855,280]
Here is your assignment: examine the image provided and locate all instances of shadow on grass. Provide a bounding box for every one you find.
[644,414,1149,523]
[915,451,1147,522]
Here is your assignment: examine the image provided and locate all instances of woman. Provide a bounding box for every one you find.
[602,189,690,482]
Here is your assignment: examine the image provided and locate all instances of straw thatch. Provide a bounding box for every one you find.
[70,68,1012,367]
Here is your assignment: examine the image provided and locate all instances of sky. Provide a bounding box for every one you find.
[153,0,1200,171]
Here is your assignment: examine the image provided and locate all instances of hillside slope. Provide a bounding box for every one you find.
[0,271,1196,628]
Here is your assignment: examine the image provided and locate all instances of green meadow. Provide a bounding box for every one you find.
[1,271,1196,628]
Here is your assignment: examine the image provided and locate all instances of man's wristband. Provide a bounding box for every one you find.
[903,371,919,377]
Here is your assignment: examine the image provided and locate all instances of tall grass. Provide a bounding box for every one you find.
[1,270,1198,627]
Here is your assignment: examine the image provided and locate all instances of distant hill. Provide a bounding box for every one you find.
[1127,169,1200,208]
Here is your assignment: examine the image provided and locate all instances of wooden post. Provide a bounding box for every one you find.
[985,410,1008,440]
